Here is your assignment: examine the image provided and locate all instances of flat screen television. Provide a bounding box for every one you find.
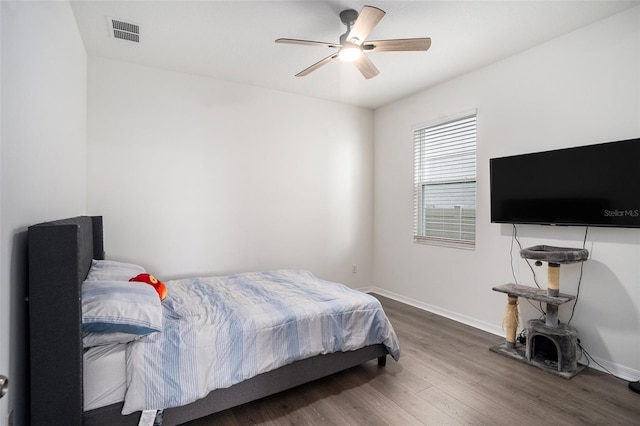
[490,137,640,228]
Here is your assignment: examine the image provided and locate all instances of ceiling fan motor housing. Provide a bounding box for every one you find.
[340,9,359,27]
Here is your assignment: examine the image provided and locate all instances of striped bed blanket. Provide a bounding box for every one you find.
[122,270,400,414]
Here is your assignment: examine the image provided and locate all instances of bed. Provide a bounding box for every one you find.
[27,216,400,425]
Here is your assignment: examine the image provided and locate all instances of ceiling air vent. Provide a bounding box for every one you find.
[107,17,140,43]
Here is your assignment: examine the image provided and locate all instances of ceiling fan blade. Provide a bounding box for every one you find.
[295,53,339,77]
[353,54,379,79]
[276,38,341,49]
[364,38,431,52]
[347,6,385,45]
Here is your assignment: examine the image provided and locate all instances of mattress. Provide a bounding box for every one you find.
[83,343,127,411]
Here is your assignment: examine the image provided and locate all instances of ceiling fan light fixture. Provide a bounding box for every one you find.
[338,43,362,62]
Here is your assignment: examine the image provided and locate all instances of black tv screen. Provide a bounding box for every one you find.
[490,138,640,228]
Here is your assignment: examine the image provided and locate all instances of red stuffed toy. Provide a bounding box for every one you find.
[129,273,167,301]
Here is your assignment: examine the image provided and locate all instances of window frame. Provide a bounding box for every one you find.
[413,110,478,250]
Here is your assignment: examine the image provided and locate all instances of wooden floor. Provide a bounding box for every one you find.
[187,294,640,425]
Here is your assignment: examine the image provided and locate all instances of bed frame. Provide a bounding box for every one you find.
[28,216,388,426]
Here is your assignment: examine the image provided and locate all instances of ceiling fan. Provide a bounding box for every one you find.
[275,5,431,79]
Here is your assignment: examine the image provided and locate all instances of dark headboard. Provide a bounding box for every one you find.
[27,216,104,426]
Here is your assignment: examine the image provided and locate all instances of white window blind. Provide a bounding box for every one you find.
[414,114,477,249]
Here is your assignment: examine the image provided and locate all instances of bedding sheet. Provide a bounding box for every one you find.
[84,343,127,411]
[122,269,400,414]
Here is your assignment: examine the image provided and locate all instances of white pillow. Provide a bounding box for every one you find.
[82,280,162,336]
[85,259,146,282]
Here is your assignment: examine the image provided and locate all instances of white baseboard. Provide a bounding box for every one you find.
[358,286,504,337]
[359,286,640,382]
[577,351,640,382]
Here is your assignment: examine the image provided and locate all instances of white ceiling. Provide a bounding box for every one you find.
[70,1,640,109]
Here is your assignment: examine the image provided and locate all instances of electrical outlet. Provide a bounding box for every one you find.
[352,264,357,274]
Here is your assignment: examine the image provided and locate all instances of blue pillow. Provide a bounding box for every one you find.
[83,331,142,348]
[82,281,162,336]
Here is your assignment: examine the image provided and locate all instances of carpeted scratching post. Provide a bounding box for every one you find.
[545,262,561,326]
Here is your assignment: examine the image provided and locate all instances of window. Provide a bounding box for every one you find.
[413,113,477,249]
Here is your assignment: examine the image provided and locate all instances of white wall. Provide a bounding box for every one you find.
[373,6,640,378]
[1,1,87,423]
[87,57,374,288]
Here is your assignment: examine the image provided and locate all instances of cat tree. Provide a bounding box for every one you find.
[491,245,589,378]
